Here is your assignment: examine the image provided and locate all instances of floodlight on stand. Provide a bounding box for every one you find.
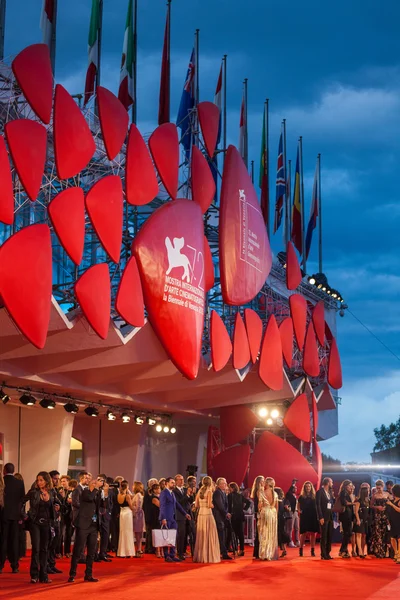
[271,409,280,419]
[20,393,36,406]
[156,424,163,432]
[163,425,170,433]
[121,413,131,423]
[64,402,79,414]
[40,397,56,410]
[258,406,268,418]
[135,415,144,425]
[106,410,116,421]
[146,416,156,426]
[0,388,10,405]
[84,406,99,417]
[170,426,177,434]
[266,418,273,426]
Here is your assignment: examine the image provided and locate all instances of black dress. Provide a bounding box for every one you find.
[353,498,370,535]
[150,494,160,530]
[387,499,400,539]
[298,496,319,534]
[371,497,389,557]
[277,500,290,546]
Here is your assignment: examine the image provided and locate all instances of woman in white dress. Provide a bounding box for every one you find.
[257,476,279,561]
[132,481,145,556]
[117,480,135,557]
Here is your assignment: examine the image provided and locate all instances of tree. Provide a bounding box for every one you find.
[373,417,400,452]
[321,453,342,469]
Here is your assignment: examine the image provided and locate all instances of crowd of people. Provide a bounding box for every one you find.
[0,463,400,585]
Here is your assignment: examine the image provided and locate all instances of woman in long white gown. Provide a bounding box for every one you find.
[117,480,135,557]
[257,476,279,561]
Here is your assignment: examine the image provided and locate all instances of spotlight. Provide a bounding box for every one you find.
[64,402,79,414]
[135,415,144,425]
[106,410,116,421]
[170,426,176,434]
[121,413,131,423]
[0,388,10,405]
[330,290,338,299]
[20,393,36,406]
[266,418,273,426]
[146,416,156,426]
[84,406,99,417]
[326,289,331,295]
[156,424,163,432]
[308,275,316,285]
[40,397,56,410]
[163,425,170,433]
[258,407,268,418]
[271,409,280,419]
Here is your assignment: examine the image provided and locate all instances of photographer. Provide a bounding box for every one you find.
[109,476,123,554]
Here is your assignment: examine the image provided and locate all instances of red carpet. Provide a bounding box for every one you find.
[0,546,399,599]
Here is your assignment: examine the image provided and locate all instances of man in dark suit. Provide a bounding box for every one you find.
[316,476,334,560]
[0,463,25,574]
[97,474,113,562]
[160,477,191,562]
[173,474,188,560]
[47,470,63,575]
[68,471,103,582]
[213,477,232,560]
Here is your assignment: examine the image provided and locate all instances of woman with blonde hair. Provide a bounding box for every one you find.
[257,477,278,560]
[193,476,220,563]
[298,481,319,557]
[132,481,145,556]
[250,475,265,559]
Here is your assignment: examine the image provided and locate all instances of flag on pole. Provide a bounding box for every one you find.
[177,48,196,161]
[158,2,170,124]
[274,132,285,233]
[305,159,319,260]
[84,0,100,105]
[118,0,135,111]
[239,91,246,161]
[291,144,302,254]
[259,108,269,226]
[40,0,55,47]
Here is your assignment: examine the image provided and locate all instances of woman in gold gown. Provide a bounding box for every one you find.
[257,476,279,561]
[193,477,221,563]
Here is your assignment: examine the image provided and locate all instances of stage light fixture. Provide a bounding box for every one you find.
[64,402,79,414]
[0,388,10,405]
[156,424,163,432]
[163,425,170,433]
[170,426,177,434]
[135,415,144,425]
[20,393,36,406]
[331,290,338,299]
[40,397,56,410]
[146,416,156,426]
[326,289,331,295]
[106,410,116,421]
[258,406,268,418]
[84,406,99,417]
[271,409,280,419]
[266,418,273,426]
[308,275,316,285]
[121,413,131,423]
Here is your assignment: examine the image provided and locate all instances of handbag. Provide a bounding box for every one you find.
[333,497,345,514]
[152,526,177,548]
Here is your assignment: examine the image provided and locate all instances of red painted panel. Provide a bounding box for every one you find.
[197,101,220,157]
[204,235,214,292]
[85,175,123,263]
[259,314,283,390]
[191,145,215,214]
[97,86,129,160]
[312,300,325,345]
[0,136,14,225]
[48,187,85,265]
[279,317,294,368]
[12,44,53,124]
[289,293,307,351]
[303,321,320,378]
[54,84,96,179]
[317,384,336,411]
[219,145,272,305]
[248,431,318,492]
[148,123,179,200]
[115,256,145,327]
[311,391,319,438]
[220,405,259,448]
[328,338,343,389]
[312,439,323,490]
[133,199,205,379]
[0,224,52,349]
[286,241,302,290]
[232,312,251,370]
[75,263,111,340]
[210,310,232,372]
[5,119,46,202]
[283,393,311,442]
[126,123,159,206]
[244,308,263,363]
[212,445,250,487]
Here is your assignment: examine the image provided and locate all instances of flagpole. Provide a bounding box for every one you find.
[251,160,254,183]
[223,54,227,165]
[265,98,270,239]
[244,78,248,169]
[50,0,57,75]
[299,136,306,271]
[97,0,103,89]
[283,119,288,244]
[318,153,322,273]
[132,0,138,124]
[194,28,200,148]
[0,0,6,61]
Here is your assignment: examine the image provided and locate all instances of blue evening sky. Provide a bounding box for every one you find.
[5,0,400,462]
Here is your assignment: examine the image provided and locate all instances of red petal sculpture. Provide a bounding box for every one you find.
[12,44,53,124]
[0,224,52,349]
[289,293,307,351]
[312,439,323,489]
[197,101,220,157]
[148,123,179,200]
[220,405,259,448]
[303,321,320,378]
[191,146,215,213]
[5,119,46,202]
[259,314,283,390]
[85,175,123,263]
[126,123,159,206]
[232,312,251,370]
[133,199,205,380]
[286,241,302,290]
[75,263,111,340]
[283,393,311,442]
[115,256,145,327]
[48,187,85,265]
[54,84,96,179]
[212,445,250,487]
[244,308,263,364]
[96,86,129,160]
[312,300,325,345]
[279,317,294,368]
[210,310,232,372]
[311,391,319,438]
[219,146,272,305]
[248,431,318,492]
[328,338,343,389]
[204,235,215,292]
[0,136,14,225]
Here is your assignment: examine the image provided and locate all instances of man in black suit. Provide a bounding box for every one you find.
[316,476,334,560]
[68,471,103,583]
[0,463,25,574]
[96,474,113,562]
[213,477,232,560]
[47,470,63,575]
[173,474,188,560]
